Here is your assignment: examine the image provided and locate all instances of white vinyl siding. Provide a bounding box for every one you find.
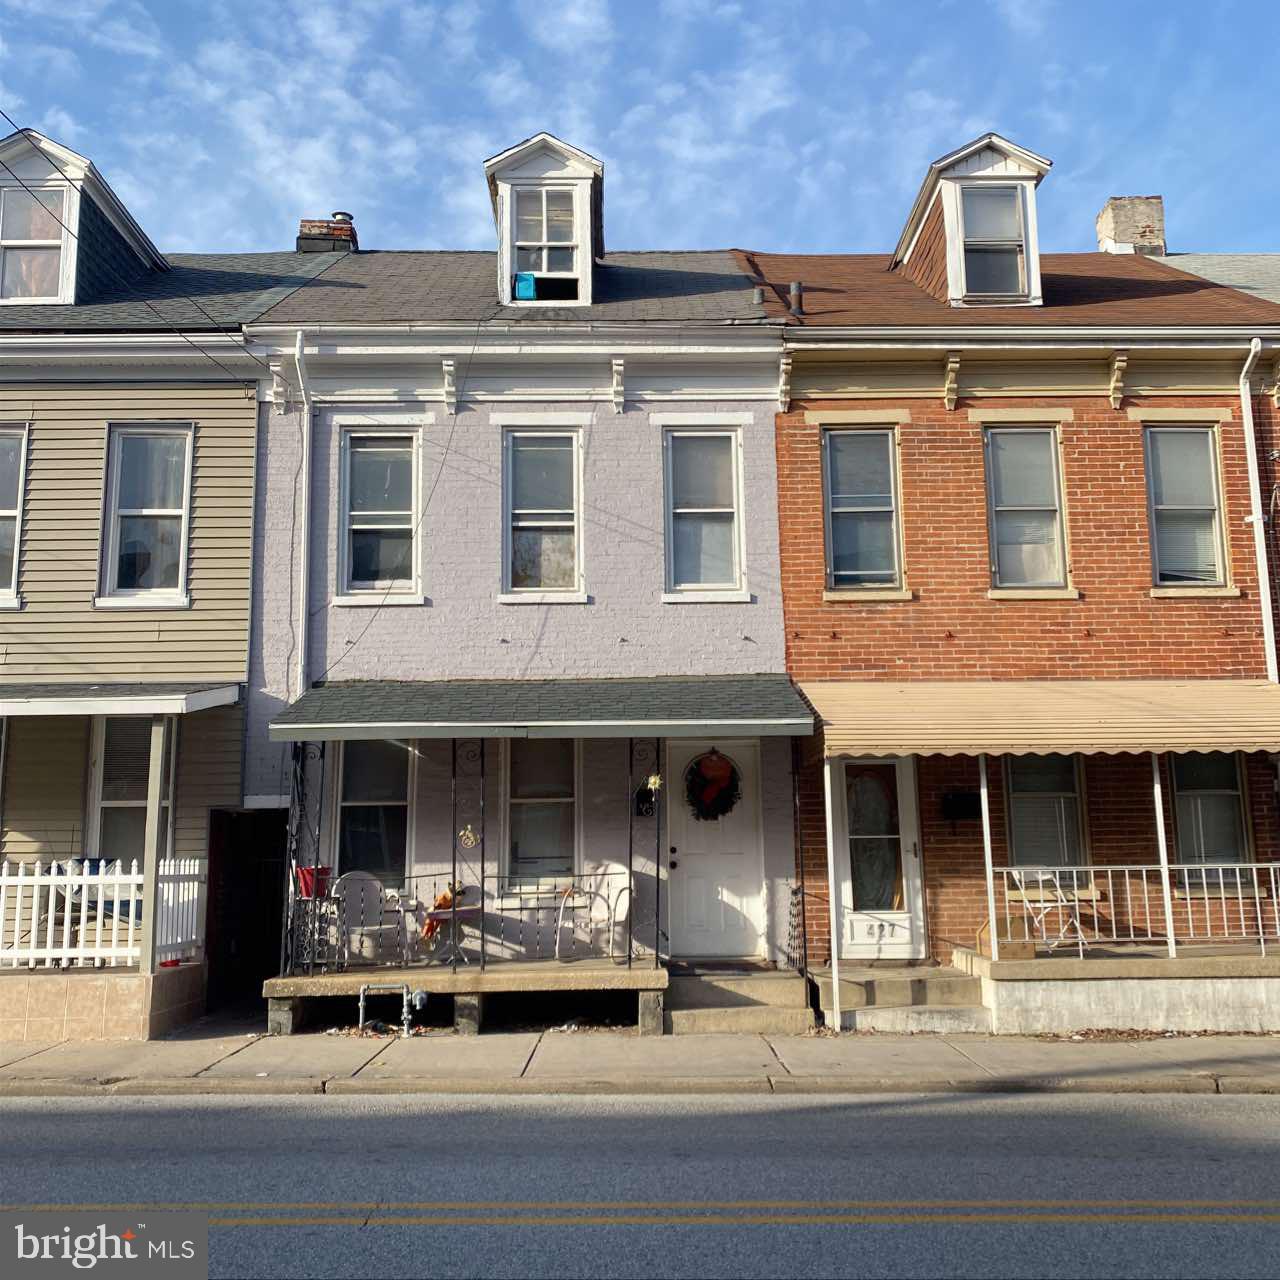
[505,737,577,883]
[960,185,1026,298]
[824,429,900,589]
[0,187,64,302]
[1172,752,1246,866]
[985,428,1066,588]
[336,738,411,889]
[0,425,27,601]
[340,431,418,594]
[1145,427,1225,586]
[664,430,743,592]
[1006,754,1085,868]
[503,431,581,593]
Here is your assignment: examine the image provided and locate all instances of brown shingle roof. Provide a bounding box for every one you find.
[736,250,1280,328]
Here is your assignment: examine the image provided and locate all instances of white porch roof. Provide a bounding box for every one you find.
[0,682,240,716]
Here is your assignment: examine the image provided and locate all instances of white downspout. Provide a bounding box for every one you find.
[1239,337,1276,683]
[294,330,313,701]
[821,756,843,1030]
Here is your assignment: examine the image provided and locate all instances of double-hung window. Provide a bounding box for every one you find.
[101,426,192,604]
[985,427,1067,588]
[960,186,1026,298]
[337,739,411,889]
[824,429,900,589]
[1172,752,1246,867]
[0,426,27,603]
[1145,427,1226,586]
[506,738,576,883]
[0,187,64,301]
[504,431,580,594]
[664,430,742,592]
[341,432,417,595]
[512,187,577,300]
[89,716,176,867]
[1006,755,1085,868]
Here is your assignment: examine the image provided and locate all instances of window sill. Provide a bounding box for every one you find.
[1008,882,1100,903]
[332,593,426,608]
[823,588,913,603]
[93,593,190,611]
[0,595,22,611]
[1174,884,1269,900]
[1150,585,1240,598]
[661,589,752,604]
[497,591,590,605]
[988,587,1080,601]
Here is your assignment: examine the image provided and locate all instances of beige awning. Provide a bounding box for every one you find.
[801,680,1280,757]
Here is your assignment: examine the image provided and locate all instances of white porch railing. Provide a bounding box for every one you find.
[993,862,1280,959]
[0,857,206,969]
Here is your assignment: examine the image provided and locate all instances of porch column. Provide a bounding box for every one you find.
[978,754,999,962]
[821,755,842,1029]
[1150,752,1178,959]
[137,714,168,976]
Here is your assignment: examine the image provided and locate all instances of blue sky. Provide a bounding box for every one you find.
[0,0,1276,257]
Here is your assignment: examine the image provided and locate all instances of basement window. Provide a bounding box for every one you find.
[511,187,579,302]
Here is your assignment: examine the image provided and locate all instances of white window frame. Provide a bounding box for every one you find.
[1143,425,1228,589]
[500,426,585,603]
[511,185,578,281]
[331,738,416,888]
[957,183,1029,300]
[822,427,903,592]
[984,426,1068,589]
[87,715,177,865]
[0,182,75,306]
[660,419,748,602]
[336,426,422,603]
[500,737,582,889]
[0,423,29,607]
[1004,754,1089,870]
[1171,751,1250,868]
[96,423,194,609]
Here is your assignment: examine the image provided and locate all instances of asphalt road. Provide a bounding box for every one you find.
[2,1092,1278,1279]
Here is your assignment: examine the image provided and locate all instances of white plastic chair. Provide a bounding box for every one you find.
[331,871,407,967]
[555,862,632,961]
[1009,867,1088,957]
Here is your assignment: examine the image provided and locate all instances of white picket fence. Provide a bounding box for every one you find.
[0,857,206,969]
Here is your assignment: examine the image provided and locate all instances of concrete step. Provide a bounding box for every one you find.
[665,1004,817,1035]
[667,973,811,1011]
[842,1004,993,1034]
[817,968,982,1012]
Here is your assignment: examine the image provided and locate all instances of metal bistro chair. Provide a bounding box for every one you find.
[331,871,409,968]
[555,862,632,962]
[1009,867,1088,957]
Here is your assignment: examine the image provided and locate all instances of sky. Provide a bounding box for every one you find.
[0,0,1277,258]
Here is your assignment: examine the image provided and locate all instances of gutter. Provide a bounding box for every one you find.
[1239,337,1277,682]
[294,330,313,701]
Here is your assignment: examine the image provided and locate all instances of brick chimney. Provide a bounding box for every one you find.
[1095,196,1166,255]
[296,210,358,252]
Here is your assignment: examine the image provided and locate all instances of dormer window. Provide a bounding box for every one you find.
[960,186,1026,297]
[0,187,64,301]
[513,187,578,300]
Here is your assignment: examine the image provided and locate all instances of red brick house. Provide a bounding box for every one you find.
[744,133,1280,1032]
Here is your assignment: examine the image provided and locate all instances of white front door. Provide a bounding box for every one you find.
[837,757,925,960]
[666,740,765,959]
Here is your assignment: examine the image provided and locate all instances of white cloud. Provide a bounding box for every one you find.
[516,0,614,55]
[991,0,1053,37]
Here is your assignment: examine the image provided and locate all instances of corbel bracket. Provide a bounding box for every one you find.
[778,352,792,412]
[611,357,625,414]
[269,361,291,414]
[442,358,457,416]
[942,350,961,411]
[1109,349,1128,410]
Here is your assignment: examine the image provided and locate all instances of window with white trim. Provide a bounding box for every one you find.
[1006,754,1085,868]
[89,716,176,866]
[504,431,580,592]
[664,430,742,591]
[960,186,1026,298]
[102,426,192,601]
[506,737,576,883]
[0,426,27,599]
[824,429,900,589]
[1145,426,1225,586]
[337,739,410,889]
[1172,752,1246,866]
[0,187,64,301]
[985,427,1066,587]
[341,432,417,594]
[512,187,578,302]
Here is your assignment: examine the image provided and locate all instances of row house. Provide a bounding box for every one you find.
[749,134,1280,1032]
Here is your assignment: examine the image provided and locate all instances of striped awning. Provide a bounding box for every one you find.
[801,680,1280,757]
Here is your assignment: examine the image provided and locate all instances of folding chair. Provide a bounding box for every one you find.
[1009,867,1088,958]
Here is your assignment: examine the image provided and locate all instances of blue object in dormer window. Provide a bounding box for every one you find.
[514,272,536,300]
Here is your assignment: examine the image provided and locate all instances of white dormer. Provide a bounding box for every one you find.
[0,129,165,305]
[483,133,603,307]
[892,133,1051,308]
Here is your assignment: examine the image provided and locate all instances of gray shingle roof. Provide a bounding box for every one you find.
[1156,254,1280,306]
[255,251,767,326]
[0,251,346,331]
[271,676,812,740]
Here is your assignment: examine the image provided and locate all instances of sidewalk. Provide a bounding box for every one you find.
[2,1019,1280,1096]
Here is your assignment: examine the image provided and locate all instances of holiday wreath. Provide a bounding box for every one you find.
[684,750,742,821]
